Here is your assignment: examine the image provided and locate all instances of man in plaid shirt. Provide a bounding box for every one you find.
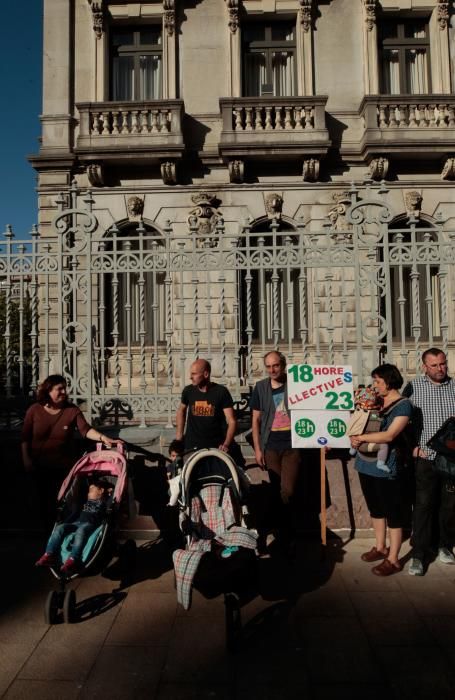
[402,348,455,576]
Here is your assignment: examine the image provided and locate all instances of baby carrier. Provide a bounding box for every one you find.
[173,448,257,649]
[42,442,134,624]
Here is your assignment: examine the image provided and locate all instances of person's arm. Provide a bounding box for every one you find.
[350,415,410,449]
[251,408,265,468]
[175,403,187,441]
[219,407,236,451]
[85,427,115,449]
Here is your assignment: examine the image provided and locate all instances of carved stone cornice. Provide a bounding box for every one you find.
[225,0,239,34]
[161,161,177,185]
[188,192,221,241]
[369,157,389,181]
[299,0,313,33]
[127,195,145,221]
[441,157,455,180]
[437,1,450,30]
[86,163,104,187]
[363,0,377,32]
[228,160,244,183]
[303,158,319,182]
[88,1,105,39]
[265,193,283,220]
[163,0,175,37]
[404,191,423,219]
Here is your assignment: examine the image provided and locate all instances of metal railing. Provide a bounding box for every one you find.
[1,182,454,426]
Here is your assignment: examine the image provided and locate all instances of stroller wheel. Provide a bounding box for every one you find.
[44,590,60,625]
[225,592,242,653]
[63,589,76,624]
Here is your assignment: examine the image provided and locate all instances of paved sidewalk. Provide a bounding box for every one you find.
[1,534,455,700]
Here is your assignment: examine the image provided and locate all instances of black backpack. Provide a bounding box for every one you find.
[427,417,455,478]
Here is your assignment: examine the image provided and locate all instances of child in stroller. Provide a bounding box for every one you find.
[172,447,257,639]
[35,477,114,575]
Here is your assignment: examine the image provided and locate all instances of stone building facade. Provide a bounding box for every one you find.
[20,0,455,427]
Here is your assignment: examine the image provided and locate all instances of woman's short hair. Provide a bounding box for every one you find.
[371,364,403,390]
[36,374,67,404]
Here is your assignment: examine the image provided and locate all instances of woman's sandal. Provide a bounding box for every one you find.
[361,546,390,563]
[372,558,402,576]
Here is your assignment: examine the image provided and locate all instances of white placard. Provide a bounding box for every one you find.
[291,410,351,449]
[287,364,354,411]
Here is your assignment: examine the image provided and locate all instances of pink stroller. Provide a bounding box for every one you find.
[43,442,134,624]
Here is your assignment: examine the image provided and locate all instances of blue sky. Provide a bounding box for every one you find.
[1,1,43,235]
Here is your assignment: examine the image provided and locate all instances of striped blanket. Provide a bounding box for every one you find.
[173,483,257,610]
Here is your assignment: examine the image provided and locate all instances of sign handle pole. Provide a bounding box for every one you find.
[320,447,327,546]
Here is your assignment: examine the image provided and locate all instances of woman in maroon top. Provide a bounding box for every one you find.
[22,374,115,529]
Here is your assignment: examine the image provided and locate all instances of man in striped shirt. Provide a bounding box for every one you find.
[402,348,455,576]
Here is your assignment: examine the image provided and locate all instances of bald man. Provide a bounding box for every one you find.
[175,359,237,452]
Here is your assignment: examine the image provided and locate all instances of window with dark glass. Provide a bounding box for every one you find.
[242,22,296,97]
[379,18,430,94]
[110,27,162,100]
[239,221,302,344]
[385,220,441,342]
[104,225,166,346]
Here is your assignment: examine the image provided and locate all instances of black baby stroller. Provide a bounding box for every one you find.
[41,442,134,624]
[172,448,257,651]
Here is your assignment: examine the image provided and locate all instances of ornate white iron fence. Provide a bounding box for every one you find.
[1,182,453,426]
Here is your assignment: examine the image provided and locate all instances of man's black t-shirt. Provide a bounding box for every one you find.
[181,383,234,449]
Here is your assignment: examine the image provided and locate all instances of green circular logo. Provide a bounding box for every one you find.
[295,418,316,439]
[327,418,347,438]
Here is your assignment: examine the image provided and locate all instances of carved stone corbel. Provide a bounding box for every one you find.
[299,0,313,33]
[163,0,175,37]
[225,0,239,34]
[437,1,450,30]
[328,191,353,240]
[188,192,221,244]
[228,159,244,183]
[161,161,177,185]
[88,1,105,39]
[441,157,455,180]
[404,191,423,219]
[369,157,389,181]
[127,196,144,221]
[303,158,320,182]
[86,163,104,187]
[363,0,377,32]
[265,193,283,220]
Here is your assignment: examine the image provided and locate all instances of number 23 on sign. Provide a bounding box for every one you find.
[287,364,354,411]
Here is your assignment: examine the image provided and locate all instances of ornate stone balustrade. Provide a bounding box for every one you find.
[360,95,455,161]
[76,100,185,157]
[219,97,330,176]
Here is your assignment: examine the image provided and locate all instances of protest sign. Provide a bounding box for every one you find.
[291,410,351,449]
[287,364,354,411]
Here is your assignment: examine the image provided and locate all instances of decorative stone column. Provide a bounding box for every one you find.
[225,0,241,97]
[297,0,314,95]
[163,0,177,98]
[362,0,379,94]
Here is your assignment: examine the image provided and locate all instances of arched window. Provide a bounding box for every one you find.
[387,218,441,342]
[104,223,166,346]
[239,219,301,345]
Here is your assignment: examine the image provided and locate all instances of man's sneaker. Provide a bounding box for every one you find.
[60,557,78,576]
[438,547,455,565]
[408,558,424,576]
[35,553,57,568]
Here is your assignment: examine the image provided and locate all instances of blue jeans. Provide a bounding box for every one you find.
[46,521,96,561]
